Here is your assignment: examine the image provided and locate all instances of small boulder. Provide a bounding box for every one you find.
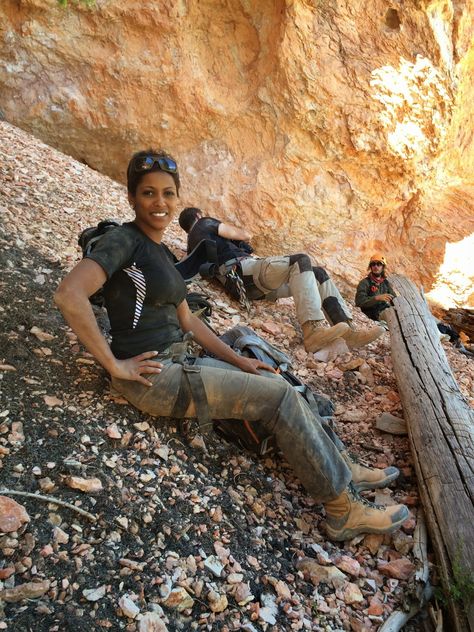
[0,496,30,533]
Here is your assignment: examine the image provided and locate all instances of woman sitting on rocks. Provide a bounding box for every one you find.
[54,149,408,541]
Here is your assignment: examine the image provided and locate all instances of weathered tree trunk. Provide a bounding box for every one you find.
[384,274,474,632]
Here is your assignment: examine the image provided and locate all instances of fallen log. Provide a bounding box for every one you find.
[385,274,474,632]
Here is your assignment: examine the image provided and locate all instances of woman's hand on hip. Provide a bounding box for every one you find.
[235,356,277,375]
[109,351,164,386]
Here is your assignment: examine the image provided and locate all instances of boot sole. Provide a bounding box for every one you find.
[326,506,409,541]
[352,469,400,492]
[345,327,384,349]
[304,323,350,353]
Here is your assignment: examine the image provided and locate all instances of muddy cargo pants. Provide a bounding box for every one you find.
[112,355,351,503]
[239,254,352,325]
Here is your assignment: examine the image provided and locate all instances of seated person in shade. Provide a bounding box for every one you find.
[355,253,395,324]
[54,150,408,542]
[179,207,383,353]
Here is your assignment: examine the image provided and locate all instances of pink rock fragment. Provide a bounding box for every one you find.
[261,321,281,336]
[378,558,415,580]
[0,580,50,603]
[0,496,30,533]
[335,555,360,577]
[65,476,103,492]
[343,582,364,605]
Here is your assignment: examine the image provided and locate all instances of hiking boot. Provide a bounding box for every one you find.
[302,321,349,353]
[342,324,384,349]
[341,451,400,492]
[324,483,409,541]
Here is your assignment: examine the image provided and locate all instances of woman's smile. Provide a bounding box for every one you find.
[129,171,178,241]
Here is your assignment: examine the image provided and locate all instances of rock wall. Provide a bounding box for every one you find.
[1,0,473,301]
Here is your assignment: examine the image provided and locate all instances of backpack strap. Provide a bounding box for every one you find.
[168,334,212,434]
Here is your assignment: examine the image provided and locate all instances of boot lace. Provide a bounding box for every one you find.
[348,482,385,510]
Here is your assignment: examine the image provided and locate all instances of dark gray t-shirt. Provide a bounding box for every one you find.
[187,217,250,265]
[86,222,186,358]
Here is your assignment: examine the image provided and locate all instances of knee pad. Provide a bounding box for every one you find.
[312,266,329,284]
[288,253,312,273]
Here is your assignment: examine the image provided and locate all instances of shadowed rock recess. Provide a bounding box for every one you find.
[1,0,474,297]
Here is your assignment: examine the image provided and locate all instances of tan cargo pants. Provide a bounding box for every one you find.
[112,355,351,503]
[240,254,352,325]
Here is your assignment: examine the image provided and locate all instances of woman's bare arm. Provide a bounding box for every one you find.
[54,259,162,386]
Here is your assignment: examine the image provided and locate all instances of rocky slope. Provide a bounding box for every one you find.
[1,0,473,296]
[1,122,474,631]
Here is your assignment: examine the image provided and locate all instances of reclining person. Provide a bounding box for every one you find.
[355,253,395,324]
[55,150,408,542]
[179,207,383,353]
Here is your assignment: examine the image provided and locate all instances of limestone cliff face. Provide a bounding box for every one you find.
[1,0,473,303]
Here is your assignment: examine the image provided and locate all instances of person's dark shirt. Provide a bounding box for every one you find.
[86,222,186,358]
[355,275,395,311]
[187,217,251,265]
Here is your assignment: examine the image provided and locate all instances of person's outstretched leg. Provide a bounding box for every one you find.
[112,360,408,540]
[313,266,384,349]
[243,254,349,352]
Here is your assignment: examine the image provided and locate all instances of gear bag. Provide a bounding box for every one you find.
[78,219,122,306]
[210,325,334,455]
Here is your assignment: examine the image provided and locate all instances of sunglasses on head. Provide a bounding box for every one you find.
[132,154,178,174]
[370,261,384,266]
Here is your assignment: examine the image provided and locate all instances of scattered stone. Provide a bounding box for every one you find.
[342,582,364,604]
[38,477,56,492]
[207,590,228,613]
[234,582,254,605]
[261,321,281,336]
[358,362,375,385]
[275,580,291,600]
[106,423,122,439]
[335,555,361,577]
[0,580,50,602]
[53,526,69,544]
[313,338,350,362]
[260,592,278,624]
[340,409,367,422]
[30,326,54,342]
[43,395,63,407]
[375,412,408,435]
[295,558,346,587]
[393,531,414,555]
[119,594,140,618]
[83,585,107,601]
[363,534,384,555]
[204,555,224,577]
[368,596,384,616]
[65,476,103,492]
[0,496,30,533]
[339,358,365,371]
[138,613,169,632]
[162,587,194,612]
[378,558,416,580]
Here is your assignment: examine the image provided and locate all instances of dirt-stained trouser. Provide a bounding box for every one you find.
[240,254,352,325]
[112,355,352,503]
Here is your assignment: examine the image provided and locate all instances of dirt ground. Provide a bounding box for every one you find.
[1,122,473,632]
